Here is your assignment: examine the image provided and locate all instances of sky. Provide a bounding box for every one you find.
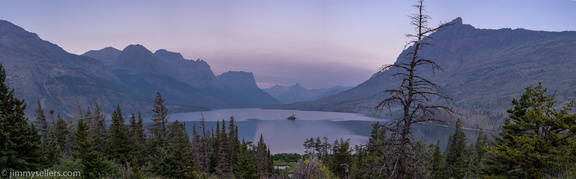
[1,0,575,89]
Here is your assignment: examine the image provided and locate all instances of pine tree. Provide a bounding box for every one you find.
[84,107,92,125]
[429,141,447,179]
[54,115,72,159]
[45,110,61,166]
[210,120,221,171]
[445,118,468,178]
[147,92,172,176]
[228,116,240,169]
[216,119,231,176]
[107,105,131,164]
[128,112,147,167]
[72,117,113,178]
[33,99,54,168]
[34,99,48,149]
[352,122,388,178]
[191,123,201,171]
[467,128,488,178]
[330,139,352,178]
[195,115,212,174]
[485,83,576,178]
[164,120,197,178]
[128,113,137,138]
[409,138,431,178]
[234,140,257,179]
[148,92,169,145]
[89,101,108,154]
[0,63,45,170]
[474,129,488,162]
[257,134,269,177]
[367,122,387,154]
[267,149,273,176]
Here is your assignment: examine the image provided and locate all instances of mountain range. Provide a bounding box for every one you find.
[271,18,576,129]
[2,17,575,128]
[0,19,279,117]
[263,83,352,104]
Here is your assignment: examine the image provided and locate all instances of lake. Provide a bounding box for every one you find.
[154,108,483,154]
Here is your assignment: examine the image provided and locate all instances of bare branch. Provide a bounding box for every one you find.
[375,0,453,178]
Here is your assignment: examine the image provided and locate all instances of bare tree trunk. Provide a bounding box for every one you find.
[376,0,453,178]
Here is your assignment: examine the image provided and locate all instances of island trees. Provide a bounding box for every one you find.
[375,0,452,178]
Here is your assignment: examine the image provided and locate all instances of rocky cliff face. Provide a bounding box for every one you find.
[153,49,233,94]
[217,71,280,106]
[273,18,576,129]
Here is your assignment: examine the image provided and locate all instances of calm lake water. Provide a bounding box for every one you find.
[152,108,482,154]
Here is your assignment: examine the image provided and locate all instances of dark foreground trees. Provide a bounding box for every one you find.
[0,63,44,171]
[18,92,274,178]
[485,83,576,178]
[375,0,452,178]
[72,117,113,178]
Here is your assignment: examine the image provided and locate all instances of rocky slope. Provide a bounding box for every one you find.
[0,20,281,117]
[0,20,153,116]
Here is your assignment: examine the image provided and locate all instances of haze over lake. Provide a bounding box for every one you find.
[151,108,482,154]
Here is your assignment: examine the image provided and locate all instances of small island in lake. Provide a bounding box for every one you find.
[287,113,297,122]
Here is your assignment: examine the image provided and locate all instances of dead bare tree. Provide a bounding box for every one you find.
[375,0,453,178]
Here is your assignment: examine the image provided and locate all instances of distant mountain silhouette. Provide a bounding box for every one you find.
[0,19,281,116]
[82,47,121,67]
[217,71,281,106]
[264,83,352,104]
[272,17,576,129]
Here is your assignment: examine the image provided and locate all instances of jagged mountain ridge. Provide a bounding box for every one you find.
[88,45,280,108]
[0,19,280,116]
[272,18,576,129]
[108,44,241,109]
[263,83,352,104]
[0,20,152,116]
[152,49,235,96]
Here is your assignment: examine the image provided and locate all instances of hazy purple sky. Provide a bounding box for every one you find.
[1,0,575,88]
